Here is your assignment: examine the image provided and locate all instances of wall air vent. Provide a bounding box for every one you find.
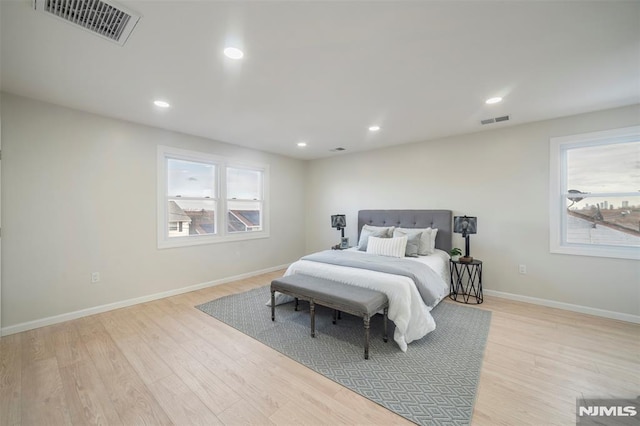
[481,115,510,125]
[33,0,141,46]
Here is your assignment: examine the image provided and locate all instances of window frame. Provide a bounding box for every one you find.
[157,146,269,249]
[549,126,640,260]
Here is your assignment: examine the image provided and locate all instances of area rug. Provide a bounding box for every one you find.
[196,286,491,426]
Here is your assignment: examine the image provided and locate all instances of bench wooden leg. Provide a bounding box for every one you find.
[310,301,316,338]
[295,298,299,311]
[364,314,370,360]
[271,289,275,321]
[332,309,337,324]
[383,307,388,343]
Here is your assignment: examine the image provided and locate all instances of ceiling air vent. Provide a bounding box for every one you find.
[33,0,141,46]
[481,115,510,125]
[330,147,347,152]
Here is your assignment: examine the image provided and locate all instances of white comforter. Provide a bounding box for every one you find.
[276,249,450,352]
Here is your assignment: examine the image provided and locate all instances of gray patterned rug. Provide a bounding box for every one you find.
[197,286,491,426]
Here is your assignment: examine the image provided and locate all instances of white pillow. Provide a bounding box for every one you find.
[427,228,438,254]
[361,224,395,238]
[396,227,438,255]
[367,235,407,258]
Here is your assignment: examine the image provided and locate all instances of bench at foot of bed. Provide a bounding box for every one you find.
[270,274,389,360]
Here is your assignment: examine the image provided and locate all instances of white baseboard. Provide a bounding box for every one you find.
[5,269,635,336]
[484,289,640,324]
[1,264,289,337]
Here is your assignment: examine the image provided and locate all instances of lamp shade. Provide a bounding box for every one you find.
[453,216,477,237]
[331,214,346,229]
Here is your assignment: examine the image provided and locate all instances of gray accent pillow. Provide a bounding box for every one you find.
[357,228,387,251]
[393,229,422,257]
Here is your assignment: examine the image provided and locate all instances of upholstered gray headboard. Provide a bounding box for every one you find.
[357,210,453,252]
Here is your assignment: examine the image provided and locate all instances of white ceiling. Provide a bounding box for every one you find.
[1,1,639,160]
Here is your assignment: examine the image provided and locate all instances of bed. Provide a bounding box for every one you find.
[274,209,453,352]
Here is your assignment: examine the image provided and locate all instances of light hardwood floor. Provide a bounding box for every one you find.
[1,270,638,425]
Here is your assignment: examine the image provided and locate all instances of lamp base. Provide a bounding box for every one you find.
[459,256,474,263]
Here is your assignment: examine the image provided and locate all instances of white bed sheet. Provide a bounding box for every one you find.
[278,249,451,352]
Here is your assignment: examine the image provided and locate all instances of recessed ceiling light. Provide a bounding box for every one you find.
[224,47,244,59]
[153,100,170,108]
[485,97,503,104]
[368,125,381,132]
[297,142,307,147]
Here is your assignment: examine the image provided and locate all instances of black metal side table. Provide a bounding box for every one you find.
[449,259,483,304]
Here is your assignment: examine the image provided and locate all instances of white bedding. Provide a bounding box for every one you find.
[276,248,451,352]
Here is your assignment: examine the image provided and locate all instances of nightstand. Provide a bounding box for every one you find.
[449,259,483,304]
[331,245,352,250]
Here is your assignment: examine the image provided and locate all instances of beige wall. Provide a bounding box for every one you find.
[0,93,307,328]
[1,92,637,331]
[306,104,640,317]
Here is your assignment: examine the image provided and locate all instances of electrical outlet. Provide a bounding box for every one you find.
[518,264,527,274]
[91,272,100,283]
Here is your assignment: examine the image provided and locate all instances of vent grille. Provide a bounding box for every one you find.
[34,0,141,46]
[481,115,510,125]
[330,147,346,152]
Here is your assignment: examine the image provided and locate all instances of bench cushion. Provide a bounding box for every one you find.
[272,274,388,315]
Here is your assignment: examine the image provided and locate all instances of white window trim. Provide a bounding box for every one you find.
[549,126,640,260]
[157,146,270,249]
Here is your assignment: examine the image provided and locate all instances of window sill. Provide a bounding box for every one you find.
[550,243,639,260]
[158,231,270,249]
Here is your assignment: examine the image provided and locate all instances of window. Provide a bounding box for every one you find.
[167,158,217,238]
[550,126,640,260]
[158,146,269,248]
[227,167,263,233]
